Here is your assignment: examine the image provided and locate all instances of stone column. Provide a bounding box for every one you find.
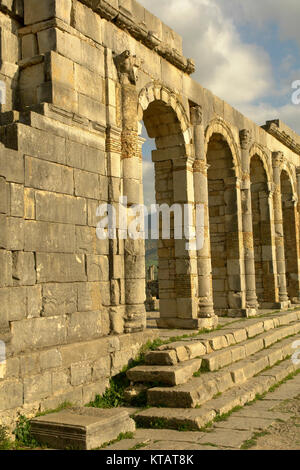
[115,50,146,332]
[240,129,259,315]
[272,151,290,308]
[258,185,279,306]
[191,105,217,329]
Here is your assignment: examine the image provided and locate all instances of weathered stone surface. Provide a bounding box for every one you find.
[36,253,86,283]
[127,358,202,386]
[42,283,77,316]
[31,408,136,450]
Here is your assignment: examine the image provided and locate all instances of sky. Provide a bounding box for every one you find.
[138,0,300,208]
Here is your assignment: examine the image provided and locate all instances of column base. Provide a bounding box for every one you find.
[259,301,291,310]
[226,308,258,318]
[156,315,218,331]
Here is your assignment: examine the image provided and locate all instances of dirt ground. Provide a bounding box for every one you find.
[251,396,300,450]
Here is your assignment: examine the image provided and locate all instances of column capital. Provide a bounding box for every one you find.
[190,105,203,126]
[239,129,252,150]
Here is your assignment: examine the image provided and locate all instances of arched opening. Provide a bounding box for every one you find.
[141,98,195,326]
[250,155,275,305]
[281,170,299,302]
[207,133,242,315]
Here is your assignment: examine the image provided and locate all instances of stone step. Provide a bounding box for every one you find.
[146,333,300,408]
[126,358,202,386]
[201,320,300,372]
[134,357,299,431]
[144,310,300,366]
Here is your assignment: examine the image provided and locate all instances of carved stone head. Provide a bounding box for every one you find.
[239,129,252,150]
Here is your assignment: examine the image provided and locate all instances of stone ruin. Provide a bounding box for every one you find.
[0,0,300,429]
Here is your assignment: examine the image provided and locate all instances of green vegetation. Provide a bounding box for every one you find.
[0,426,13,450]
[13,415,39,448]
[100,432,135,449]
[241,431,270,450]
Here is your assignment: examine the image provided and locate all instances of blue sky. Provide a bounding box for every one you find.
[138,0,300,207]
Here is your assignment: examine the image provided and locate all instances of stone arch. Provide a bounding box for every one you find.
[249,144,272,184]
[137,83,193,149]
[249,151,276,305]
[205,118,242,179]
[138,82,199,329]
[280,167,300,302]
[280,161,298,203]
[205,120,245,315]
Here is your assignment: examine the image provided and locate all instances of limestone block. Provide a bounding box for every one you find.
[20,352,40,376]
[92,356,111,381]
[24,220,76,253]
[71,361,92,387]
[0,286,26,322]
[10,183,24,217]
[12,251,36,286]
[15,122,66,165]
[76,226,109,255]
[78,93,106,123]
[42,283,77,317]
[11,315,67,353]
[77,282,103,312]
[22,33,38,59]
[30,408,135,450]
[86,254,109,282]
[73,1,102,44]
[0,216,23,251]
[0,379,23,410]
[24,372,52,403]
[74,169,100,199]
[37,81,78,114]
[0,24,19,63]
[67,311,103,342]
[25,157,73,195]
[0,177,8,214]
[74,63,104,103]
[45,50,74,89]
[35,191,87,225]
[24,0,72,25]
[127,358,202,386]
[27,285,42,318]
[66,140,106,175]
[109,306,124,334]
[0,250,12,287]
[51,369,71,395]
[24,187,35,220]
[36,253,86,283]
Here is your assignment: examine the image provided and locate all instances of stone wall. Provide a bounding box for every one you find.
[0,0,300,428]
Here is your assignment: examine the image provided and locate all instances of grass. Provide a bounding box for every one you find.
[241,431,270,450]
[100,432,135,449]
[0,426,13,450]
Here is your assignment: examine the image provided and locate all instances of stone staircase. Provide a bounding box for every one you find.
[127,310,300,431]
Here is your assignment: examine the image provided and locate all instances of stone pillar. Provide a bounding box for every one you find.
[191,105,217,329]
[115,50,146,332]
[240,129,259,315]
[258,185,279,306]
[272,151,290,308]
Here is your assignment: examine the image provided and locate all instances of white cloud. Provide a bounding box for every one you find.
[218,1,300,47]
[138,0,300,134]
[139,0,273,107]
